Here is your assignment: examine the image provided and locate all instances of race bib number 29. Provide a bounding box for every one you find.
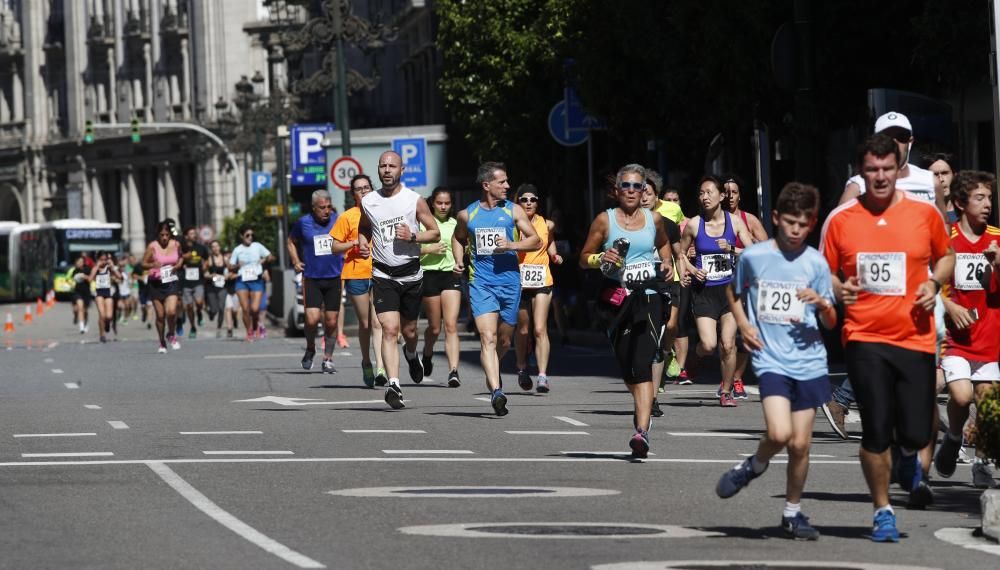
[756,280,806,324]
[857,252,906,296]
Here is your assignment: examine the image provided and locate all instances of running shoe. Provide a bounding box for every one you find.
[158,344,167,354]
[517,369,533,391]
[933,434,961,478]
[820,399,849,440]
[188,330,197,339]
[176,324,184,336]
[168,336,181,350]
[658,375,666,394]
[651,398,664,418]
[362,363,375,388]
[732,378,748,400]
[676,369,693,385]
[405,351,424,384]
[781,512,820,540]
[870,509,899,543]
[536,375,550,393]
[716,457,765,498]
[907,480,934,509]
[337,334,349,348]
[720,393,737,407]
[322,360,337,374]
[897,452,922,492]
[374,368,388,387]
[629,430,649,459]
[972,460,999,489]
[226,329,233,338]
[666,352,681,378]
[258,325,267,339]
[100,335,107,344]
[447,369,461,388]
[491,389,509,416]
[198,314,204,327]
[385,384,405,409]
[421,354,434,377]
[716,382,726,398]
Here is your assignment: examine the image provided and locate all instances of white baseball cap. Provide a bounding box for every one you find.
[874,112,912,134]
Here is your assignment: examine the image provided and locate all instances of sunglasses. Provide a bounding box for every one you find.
[243,233,254,238]
[353,185,372,191]
[619,182,645,192]
[518,197,538,204]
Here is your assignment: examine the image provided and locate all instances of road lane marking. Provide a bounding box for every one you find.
[382,450,474,454]
[64,382,80,389]
[474,397,491,402]
[553,416,589,427]
[0,457,869,467]
[13,433,97,438]
[205,353,302,360]
[84,404,102,410]
[202,451,294,455]
[561,451,656,457]
[43,357,53,363]
[180,431,264,435]
[505,431,590,436]
[343,429,426,434]
[667,432,755,438]
[935,527,1000,557]
[233,396,386,406]
[21,452,113,458]
[740,453,834,458]
[51,369,63,374]
[108,421,129,430]
[146,462,325,568]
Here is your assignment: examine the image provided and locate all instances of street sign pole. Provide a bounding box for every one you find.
[276,126,289,269]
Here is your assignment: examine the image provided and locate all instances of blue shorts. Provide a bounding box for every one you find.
[235,278,265,293]
[758,373,831,412]
[469,280,521,326]
[344,278,372,296]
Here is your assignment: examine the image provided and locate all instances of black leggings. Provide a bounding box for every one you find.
[845,341,936,454]
[608,293,665,384]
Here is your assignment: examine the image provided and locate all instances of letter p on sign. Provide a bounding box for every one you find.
[392,137,427,188]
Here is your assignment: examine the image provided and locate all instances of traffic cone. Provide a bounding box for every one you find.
[23,305,32,323]
[36,298,44,316]
[3,313,13,333]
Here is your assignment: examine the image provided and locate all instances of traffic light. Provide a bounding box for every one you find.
[83,120,94,144]
[130,118,140,143]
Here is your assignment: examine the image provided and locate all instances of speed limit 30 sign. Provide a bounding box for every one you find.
[331,156,363,190]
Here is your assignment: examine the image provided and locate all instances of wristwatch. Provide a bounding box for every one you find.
[409,233,417,244]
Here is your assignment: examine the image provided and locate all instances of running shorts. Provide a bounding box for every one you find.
[519,286,553,306]
[470,279,521,326]
[235,278,265,293]
[421,270,463,297]
[758,373,831,412]
[303,277,342,310]
[941,356,1000,384]
[372,276,422,320]
[609,292,664,385]
[344,278,372,296]
[182,284,205,305]
[691,283,731,320]
[95,288,114,299]
[148,280,180,302]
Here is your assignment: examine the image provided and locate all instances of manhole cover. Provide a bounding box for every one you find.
[592,563,942,570]
[398,523,723,539]
[329,486,620,498]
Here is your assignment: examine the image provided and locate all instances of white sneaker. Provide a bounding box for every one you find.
[170,338,181,350]
[158,345,167,354]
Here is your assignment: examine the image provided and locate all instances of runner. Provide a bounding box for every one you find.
[205,240,229,337]
[513,184,562,393]
[116,254,133,324]
[820,133,954,542]
[229,225,273,341]
[714,182,835,540]
[358,151,440,409]
[331,174,385,387]
[90,252,121,344]
[142,221,184,353]
[933,170,1000,489]
[453,162,539,415]
[69,256,92,335]
[288,189,343,374]
[419,187,463,387]
[179,228,208,339]
[222,247,239,338]
[925,152,958,224]
[677,175,754,407]
[580,163,674,457]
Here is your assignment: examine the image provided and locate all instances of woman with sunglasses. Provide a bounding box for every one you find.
[514,184,562,393]
[417,186,463,387]
[677,175,754,407]
[580,163,675,459]
[90,251,122,344]
[229,225,273,341]
[142,220,184,353]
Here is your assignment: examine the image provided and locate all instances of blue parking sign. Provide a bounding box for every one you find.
[251,171,272,196]
[291,124,334,186]
[392,138,427,188]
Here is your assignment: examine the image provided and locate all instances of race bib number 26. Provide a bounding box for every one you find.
[954,253,987,291]
[857,252,906,296]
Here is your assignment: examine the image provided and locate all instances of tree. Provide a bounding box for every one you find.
[221,188,279,260]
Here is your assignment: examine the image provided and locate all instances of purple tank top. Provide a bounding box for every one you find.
[694,211,736,286]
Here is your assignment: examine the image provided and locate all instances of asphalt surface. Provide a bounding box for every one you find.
[2,301,999,569]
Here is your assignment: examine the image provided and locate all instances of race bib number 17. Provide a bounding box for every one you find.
[857,252,906,296]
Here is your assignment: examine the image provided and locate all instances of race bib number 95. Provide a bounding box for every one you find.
[756,280,806,324]
[857,252,906,296]
[474,227,504,256]
[954,253,987,291]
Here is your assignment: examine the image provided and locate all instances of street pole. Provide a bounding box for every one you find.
[275,125,289,269]
[586,132,594,222]
[991,0,1000,225]
[332,2,351,157]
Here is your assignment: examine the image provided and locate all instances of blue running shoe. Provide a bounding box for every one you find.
[491,389,508,416]
[362,363,375,388]
[870,509,900,543]
[897,452,921,492]
[716,457,766,498]
[781,512,820,540]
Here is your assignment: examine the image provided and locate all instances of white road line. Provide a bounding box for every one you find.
[180,431,264,435]
[47,341,58,349]
[667,432,755,438]
[108,421,129,430]
[560,451,656,457]
[505,430,590,436]
[84,404,102,410]
[21,452,114,458]
[51,369,63,374]
[64,382,79,390]
[740,453,834,458]
[13,433,97,438]
[553,416,589,427]
[43,357,53,363]
[202,451,294,455]
[342,429,426,434]
[382,450,474,454]
[474,397,491,402]
[204,353,301,360]
[146,462,325,569]
[935,527,1000,557]
[0,457,867,467]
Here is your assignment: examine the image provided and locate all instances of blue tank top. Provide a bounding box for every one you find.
[466,200,519,286]
[603,208,657,284]
[694,211,736,286]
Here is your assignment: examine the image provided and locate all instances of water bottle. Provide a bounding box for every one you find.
[600,238,630,277]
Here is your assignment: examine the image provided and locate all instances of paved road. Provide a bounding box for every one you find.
[2,302,999,569]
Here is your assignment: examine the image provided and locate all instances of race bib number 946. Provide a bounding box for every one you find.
[954,253,987,291]
[756,280,806,324]
[474,227,505,256]
[520,264,546,288]
[857,252,906,296]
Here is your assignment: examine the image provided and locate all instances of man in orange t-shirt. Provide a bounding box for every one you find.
[331,174,384,387]
[820,133,954,542]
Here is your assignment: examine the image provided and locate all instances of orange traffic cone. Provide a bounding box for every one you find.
[48,291,55,308]
[36,298,44,316]
[3,313,13,333]
[23,305,32,323]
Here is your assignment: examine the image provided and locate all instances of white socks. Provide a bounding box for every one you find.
[782,502,801,519]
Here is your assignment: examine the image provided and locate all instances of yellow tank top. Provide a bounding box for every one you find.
[517,215,553,288]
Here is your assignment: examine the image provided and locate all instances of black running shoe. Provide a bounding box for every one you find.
[447,369,461,388]
[491,389,508,416]
[374,369,388,387]
[405,352,424,384]
[385,384,405,409]
[421,354,433,377]
[322,360,337,374]
[651,398,664,418]
[517,369,533,391]
[301,349,315,371]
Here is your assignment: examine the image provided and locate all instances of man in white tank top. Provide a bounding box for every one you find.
[358,150,440,409]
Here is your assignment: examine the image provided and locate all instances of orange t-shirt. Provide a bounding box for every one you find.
[329,207,372,279]
[517,215,553,287]
[820,192,950,354]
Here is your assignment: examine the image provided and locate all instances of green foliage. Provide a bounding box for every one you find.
[978,384,1000,467]
[220,188,279,260]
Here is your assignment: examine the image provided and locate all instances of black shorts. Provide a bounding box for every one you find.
[675,282,694,338]
[845,341,936,454]
[303,277,342,310]
[691,283,731,320]
[609,293,665,384]
[520,286,553,305]
[95,288,114,299]
[72,291,92,306]
[148,281,180,302]
[372,276,422,321]
[421,270,462,297]
[664,282,680,319]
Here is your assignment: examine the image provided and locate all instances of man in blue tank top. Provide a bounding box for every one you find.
[452,161,540,416]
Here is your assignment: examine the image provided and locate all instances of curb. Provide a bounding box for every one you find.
[983,488,1000,542]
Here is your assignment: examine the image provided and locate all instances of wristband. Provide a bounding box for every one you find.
[929,278,942,294]
[587,253,603,268]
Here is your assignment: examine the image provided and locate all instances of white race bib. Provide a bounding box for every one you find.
[212,275,226,288]
[756,280,806,325]
[184,267,200,281]
[160,265,177,283]
[240,263,262,282]
[701,253,732,281]
[378,220,398,244]
[857,252,906,296]
[313,234,333,256]
[519,264,546,288]
[118,283,131,296]
[622,260,655,284]
[95,274,111,289]
[474,227,505,256]
[954,253,987,291]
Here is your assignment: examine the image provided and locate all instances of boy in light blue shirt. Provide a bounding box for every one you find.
[714,182,838,541]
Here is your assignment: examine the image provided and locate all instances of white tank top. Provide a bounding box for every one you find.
[361,186,422,282]
[846,163,936,204]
